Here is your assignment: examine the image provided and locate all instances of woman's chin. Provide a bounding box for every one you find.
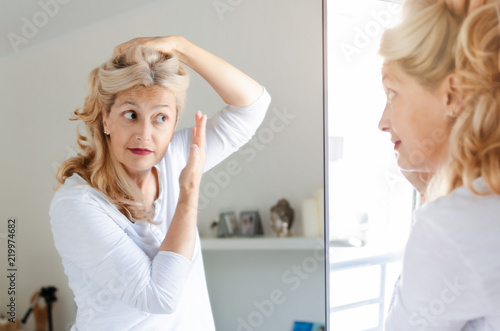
[396,157,423,173]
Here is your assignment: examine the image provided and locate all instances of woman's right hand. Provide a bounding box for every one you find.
[161,111,206,259]
[179,111,206,193]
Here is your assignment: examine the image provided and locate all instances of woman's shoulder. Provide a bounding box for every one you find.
[50,173,114,215]
[51,173,91,203]
[49,173,132,230]
[413,177,500,252]
[418,177,500,222]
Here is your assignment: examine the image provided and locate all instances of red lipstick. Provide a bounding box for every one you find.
[128,148,153,155]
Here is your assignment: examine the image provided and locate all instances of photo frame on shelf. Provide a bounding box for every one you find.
[238,211,264,237]
[217,212,238,238]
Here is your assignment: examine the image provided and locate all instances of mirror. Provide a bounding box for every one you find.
[0,0,325,330]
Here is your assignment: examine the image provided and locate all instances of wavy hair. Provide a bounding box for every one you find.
[55,46,190,223]
[441,2,500,196]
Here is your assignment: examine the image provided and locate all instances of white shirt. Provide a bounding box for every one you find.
[385,177,500,330]
[49,88,271,331]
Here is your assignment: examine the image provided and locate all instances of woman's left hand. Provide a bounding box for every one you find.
[113,36,181,57]
[114,35,263,107]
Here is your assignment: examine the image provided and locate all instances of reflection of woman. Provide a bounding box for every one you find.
[49,36,270,330]
[378,1,500,329]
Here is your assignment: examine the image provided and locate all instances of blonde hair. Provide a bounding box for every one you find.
[441,3,500,196]
[55,46,190,223]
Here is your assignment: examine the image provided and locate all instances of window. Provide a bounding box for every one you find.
[326,1,414,329]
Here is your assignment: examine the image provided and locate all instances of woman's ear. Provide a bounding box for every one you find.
[444,73,465,119]
[102,110,109,133]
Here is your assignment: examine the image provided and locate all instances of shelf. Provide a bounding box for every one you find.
[201,237,323,251]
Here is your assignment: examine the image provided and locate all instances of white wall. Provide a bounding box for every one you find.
[0,0,324,329]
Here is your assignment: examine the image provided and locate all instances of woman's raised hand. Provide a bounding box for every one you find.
[179,111,206,192]
[113,36,181,57]
[162,111,206,259]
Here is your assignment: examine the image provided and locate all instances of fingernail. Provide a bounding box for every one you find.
[191,144,199,151]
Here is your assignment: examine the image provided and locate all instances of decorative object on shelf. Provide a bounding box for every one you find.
[302,187,324,238]
[238,211,263,237]
[216,212,238,238]
[270,199,295,237]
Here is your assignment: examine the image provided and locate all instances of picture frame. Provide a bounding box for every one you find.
[238,211,264,237]
[217,212,238,238]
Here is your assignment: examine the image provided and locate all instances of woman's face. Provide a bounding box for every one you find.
[102,85,177,177]
[378,62,453,172]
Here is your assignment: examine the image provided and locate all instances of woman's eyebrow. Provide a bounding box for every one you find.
[117,101,170,109]
[117,100,138,108]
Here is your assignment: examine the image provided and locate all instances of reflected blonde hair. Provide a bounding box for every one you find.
[55,46,190,223]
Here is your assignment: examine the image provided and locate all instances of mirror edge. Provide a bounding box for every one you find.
[322,0,331,329]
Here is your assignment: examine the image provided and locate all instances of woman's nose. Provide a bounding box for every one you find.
[378,103,391,133]
[135,120,152,141]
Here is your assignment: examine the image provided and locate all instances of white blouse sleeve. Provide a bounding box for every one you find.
[49,190,192,314]
[384,211,488,330]
[172,87,271,172]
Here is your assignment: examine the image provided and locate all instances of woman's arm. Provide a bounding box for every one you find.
[115,35,271,171]
[159,111,206,260]
[114,36,263,107]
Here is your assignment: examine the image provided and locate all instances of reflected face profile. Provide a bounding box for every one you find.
[102,85,178,175]
[378,62,451,172]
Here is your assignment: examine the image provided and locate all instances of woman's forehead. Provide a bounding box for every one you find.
[382,62,404,84]
[115,86,174,104]
[119,85,171,98]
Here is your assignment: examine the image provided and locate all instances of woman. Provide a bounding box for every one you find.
[49,36,270,330]
[378,1,500,329]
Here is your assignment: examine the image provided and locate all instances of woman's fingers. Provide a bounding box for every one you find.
[113,36,179,57]
[192,110,207,157]
[178,111,207,190]
[113,37,148,56]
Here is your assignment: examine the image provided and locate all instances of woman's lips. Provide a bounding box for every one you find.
[394,141,401,150]
[128,148,153,155]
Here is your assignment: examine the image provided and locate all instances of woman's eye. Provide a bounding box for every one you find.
[155,114,167,123]
[387,89,395,103]
[124,111,136,120]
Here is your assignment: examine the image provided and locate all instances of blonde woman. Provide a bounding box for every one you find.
[378,1,500,329]
[49,36,270,330]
